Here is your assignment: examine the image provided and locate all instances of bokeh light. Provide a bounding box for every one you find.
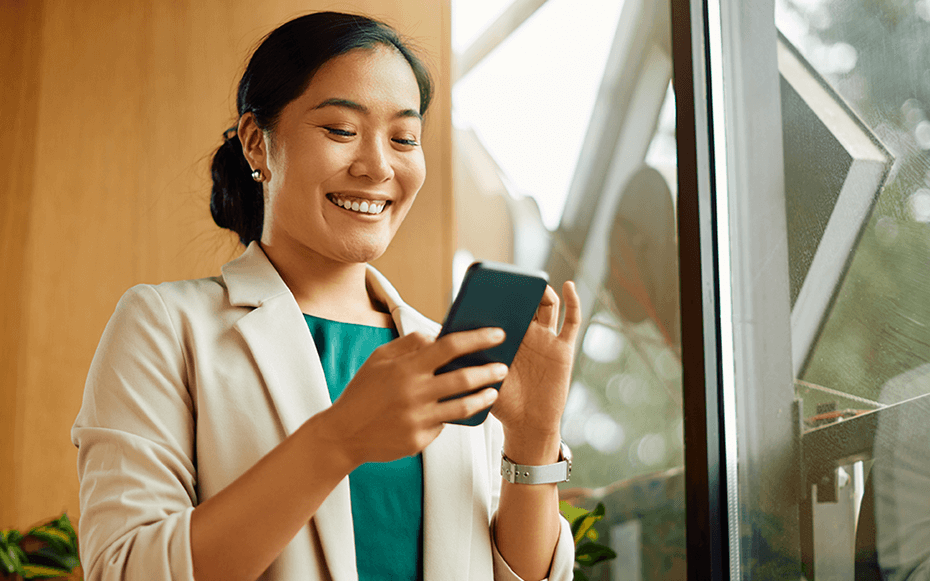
[636,433,668,466]
[581,322,626,363]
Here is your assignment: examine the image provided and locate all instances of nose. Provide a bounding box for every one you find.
[349,136,394,183]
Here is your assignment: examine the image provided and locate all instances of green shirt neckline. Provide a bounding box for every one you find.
[303,313,424,581]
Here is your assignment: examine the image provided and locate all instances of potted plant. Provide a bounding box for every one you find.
[0,514,82,580]
[560,501,618,581]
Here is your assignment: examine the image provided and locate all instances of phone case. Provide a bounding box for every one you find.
[436,261,548,426]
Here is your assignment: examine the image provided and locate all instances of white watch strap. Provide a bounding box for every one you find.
[500,441,572,484]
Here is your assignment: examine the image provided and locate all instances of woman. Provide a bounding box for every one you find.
[72,11,580,581]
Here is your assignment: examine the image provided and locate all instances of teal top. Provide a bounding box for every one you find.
[303,314,424,581]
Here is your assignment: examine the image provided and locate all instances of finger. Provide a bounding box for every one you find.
[421,327,506,371]
[535,285,560,333]
[433,361,508,401]
[372,330,433,359]
[433,387,499,424]
[559,280,582,343]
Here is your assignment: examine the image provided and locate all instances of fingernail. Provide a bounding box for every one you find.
[495,363,508,377]
[492,328,505,340]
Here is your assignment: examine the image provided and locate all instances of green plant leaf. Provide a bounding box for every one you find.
[29,527,70,545]
[559,501,590,528]
[566,502,608,545]
[572,514,602,545]
[12,545,28,569]
[21,562,72,579]
[1,543,25,575]
[54,515,77,545]
[27,527,73,556]
[29,546,80,571]
[2,529,24,546]
[575,542,618,567]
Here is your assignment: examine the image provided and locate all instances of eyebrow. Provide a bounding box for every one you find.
[312,98,422,121]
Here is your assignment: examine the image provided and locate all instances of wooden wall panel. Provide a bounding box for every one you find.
[1,0,451,530]
[0,0,44,530]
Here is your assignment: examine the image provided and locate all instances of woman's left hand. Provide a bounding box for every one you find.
[491,281,582,442]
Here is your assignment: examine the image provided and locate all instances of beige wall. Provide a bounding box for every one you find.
[0,0,452,530]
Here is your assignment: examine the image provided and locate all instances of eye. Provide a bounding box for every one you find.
[392,137,420,147]
[325,127,356,138]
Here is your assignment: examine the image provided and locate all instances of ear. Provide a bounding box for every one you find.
[238,112,269,178]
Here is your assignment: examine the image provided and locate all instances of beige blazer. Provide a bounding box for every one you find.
[72,242,574,581]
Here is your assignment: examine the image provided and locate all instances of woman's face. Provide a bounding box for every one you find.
[258,45,426,265]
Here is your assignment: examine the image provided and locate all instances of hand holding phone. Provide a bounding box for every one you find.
[435,262,548,426]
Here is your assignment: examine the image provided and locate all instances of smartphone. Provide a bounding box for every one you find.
[436,261,549,426]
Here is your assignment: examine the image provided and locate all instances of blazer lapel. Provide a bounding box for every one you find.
[223,246,475,580]
[366,268,482,580]
[223,243,358,581]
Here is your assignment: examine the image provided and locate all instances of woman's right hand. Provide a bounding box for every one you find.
[320,327,507,468]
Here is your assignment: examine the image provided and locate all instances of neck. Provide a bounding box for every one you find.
[259,242,392,327]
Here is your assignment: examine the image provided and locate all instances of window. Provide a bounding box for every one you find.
[679,0,930,578]
[453,0,686,578]
[454,0,930,577]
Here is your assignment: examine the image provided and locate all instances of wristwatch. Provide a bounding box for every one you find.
[501,441,572,484]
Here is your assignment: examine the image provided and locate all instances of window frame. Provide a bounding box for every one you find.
[671,0,732,578]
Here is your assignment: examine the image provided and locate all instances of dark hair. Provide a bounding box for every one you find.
[210,12,434,246]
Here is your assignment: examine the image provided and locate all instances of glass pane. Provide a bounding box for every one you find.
[452,0,625,230]
[717,0,930,577]
[452,0,685,579]
[776,1,930,576]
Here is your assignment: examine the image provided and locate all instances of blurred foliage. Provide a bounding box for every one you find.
[561,468,686,581]
[559,501,617,581]
[0,514,81,580]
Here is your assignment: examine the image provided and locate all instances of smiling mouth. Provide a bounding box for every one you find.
[327,194,390,215]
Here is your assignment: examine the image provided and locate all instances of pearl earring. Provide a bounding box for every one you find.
[251,169,264,182]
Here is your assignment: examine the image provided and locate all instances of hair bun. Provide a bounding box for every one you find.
[210,134,264,246]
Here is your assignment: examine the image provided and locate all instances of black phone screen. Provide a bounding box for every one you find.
[436,261,548,426]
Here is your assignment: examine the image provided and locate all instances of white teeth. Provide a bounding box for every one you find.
[330,196,386,215]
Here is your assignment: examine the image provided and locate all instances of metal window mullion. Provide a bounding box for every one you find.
[705,0,742,578]
[672,0,732,578]
[708,0,802,578]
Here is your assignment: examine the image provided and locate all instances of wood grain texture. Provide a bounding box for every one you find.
[1,0,452,530]
[0,0,44,530]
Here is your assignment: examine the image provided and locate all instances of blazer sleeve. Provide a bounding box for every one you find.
[71,284,197,581]
[486,420,576,581]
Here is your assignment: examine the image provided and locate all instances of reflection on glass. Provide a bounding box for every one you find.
[866,370,930,580]
[777,0,930,406]
[753,0,930,578]
[452,0,683,578]
[453,0,625,230]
